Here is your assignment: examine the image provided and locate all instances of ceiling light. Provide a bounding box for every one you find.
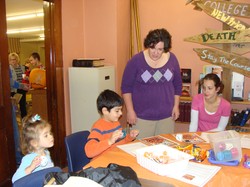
[7,12,44,21]
[7,27,44,34]
[20,38,44,42]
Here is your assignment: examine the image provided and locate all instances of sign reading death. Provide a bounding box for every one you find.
[184,29,250,44]
[194,48,250,77]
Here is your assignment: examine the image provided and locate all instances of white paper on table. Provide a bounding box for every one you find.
[169,162,221,187]
[63,176,103,187]
[200,132,212,143]
[44,176,103,187]
[241,134,250,149]
[117,142,148,156]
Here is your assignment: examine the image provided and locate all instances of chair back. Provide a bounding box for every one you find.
[65,130,90,172]
[12,166,62,187]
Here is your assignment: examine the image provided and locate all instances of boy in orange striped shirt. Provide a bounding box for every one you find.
[85,89,139,159]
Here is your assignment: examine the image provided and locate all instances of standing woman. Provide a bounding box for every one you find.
[189,73,231,132]
[9,52,28,118]
[9,56,30,165]
[121,28,182,139]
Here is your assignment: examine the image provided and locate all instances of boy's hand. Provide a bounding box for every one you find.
[130,129,139,138]
[108,130,123,145]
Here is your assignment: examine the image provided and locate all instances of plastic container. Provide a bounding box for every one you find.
[135,144,193,176]
[208,130,242,162]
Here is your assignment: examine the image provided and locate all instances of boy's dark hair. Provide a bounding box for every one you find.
[30,52,40,61]
[97,89,124,114]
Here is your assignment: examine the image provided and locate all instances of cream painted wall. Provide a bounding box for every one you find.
[62,0,85,133]
[83,0,117,65]
[62,0,250,134]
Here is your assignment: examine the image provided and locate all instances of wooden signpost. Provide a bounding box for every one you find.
[205,43,250,55]
[189,0,250,18]
[184,29,250,44]
[196,2,250,30]
[184,29,250,55]
[193,48,250,77]
[184,0,250,101]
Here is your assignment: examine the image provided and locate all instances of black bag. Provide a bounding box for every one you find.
[44,163,141,187]
[79,163,141,187]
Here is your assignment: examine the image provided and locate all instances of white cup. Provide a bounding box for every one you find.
[22,74,26,79]
[176,134,183,141]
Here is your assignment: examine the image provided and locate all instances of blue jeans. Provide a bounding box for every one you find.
[12,105,23,164]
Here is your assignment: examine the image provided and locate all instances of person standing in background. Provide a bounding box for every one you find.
[9,65,30,165]
[22,58,31,84]
[121,28,182,139]
[29,52,44,69]
[9,52,29,118]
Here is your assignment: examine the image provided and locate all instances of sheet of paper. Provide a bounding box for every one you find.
[140,135,179,147]
[63,176,104,187]
[117,142,148,156]
[200,132,212,143]
[44,176,104,187]
[169,162,221,187]
[173,133,207,144]
[241,134,250,149]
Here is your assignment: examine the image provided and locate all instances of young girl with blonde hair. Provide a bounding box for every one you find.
[12,114,54,183]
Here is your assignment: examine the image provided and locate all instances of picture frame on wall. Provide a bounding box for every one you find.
[181,68,191,83]
[181,68,191,96]
[203,65,222,79]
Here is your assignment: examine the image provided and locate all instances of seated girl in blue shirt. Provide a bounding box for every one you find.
[12,114,54,183]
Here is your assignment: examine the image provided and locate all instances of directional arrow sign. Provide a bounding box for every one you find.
[191,0,250,18]
[184,29,250,55]
[197,2,250,30]
[184,29,250,44]
[193,48,250,77]
[205,43,250,55]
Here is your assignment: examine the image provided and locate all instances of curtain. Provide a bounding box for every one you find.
[8,38,21,54]
[130,0,142,58]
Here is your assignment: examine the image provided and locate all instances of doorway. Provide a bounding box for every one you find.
[4,0,67,170]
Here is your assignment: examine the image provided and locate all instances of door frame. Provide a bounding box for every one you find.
[0,0,17,185]
[43,0,67,167]
[0,0,66,185]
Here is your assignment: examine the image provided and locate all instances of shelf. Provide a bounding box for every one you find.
[231,100,250,105]
[180,96,192,102]
[181,96,250,105]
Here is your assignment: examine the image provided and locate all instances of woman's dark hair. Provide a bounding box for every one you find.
[144,28,172,52]
[97,89,124,114]
[199,73,224,94]
[30,52,40,61]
